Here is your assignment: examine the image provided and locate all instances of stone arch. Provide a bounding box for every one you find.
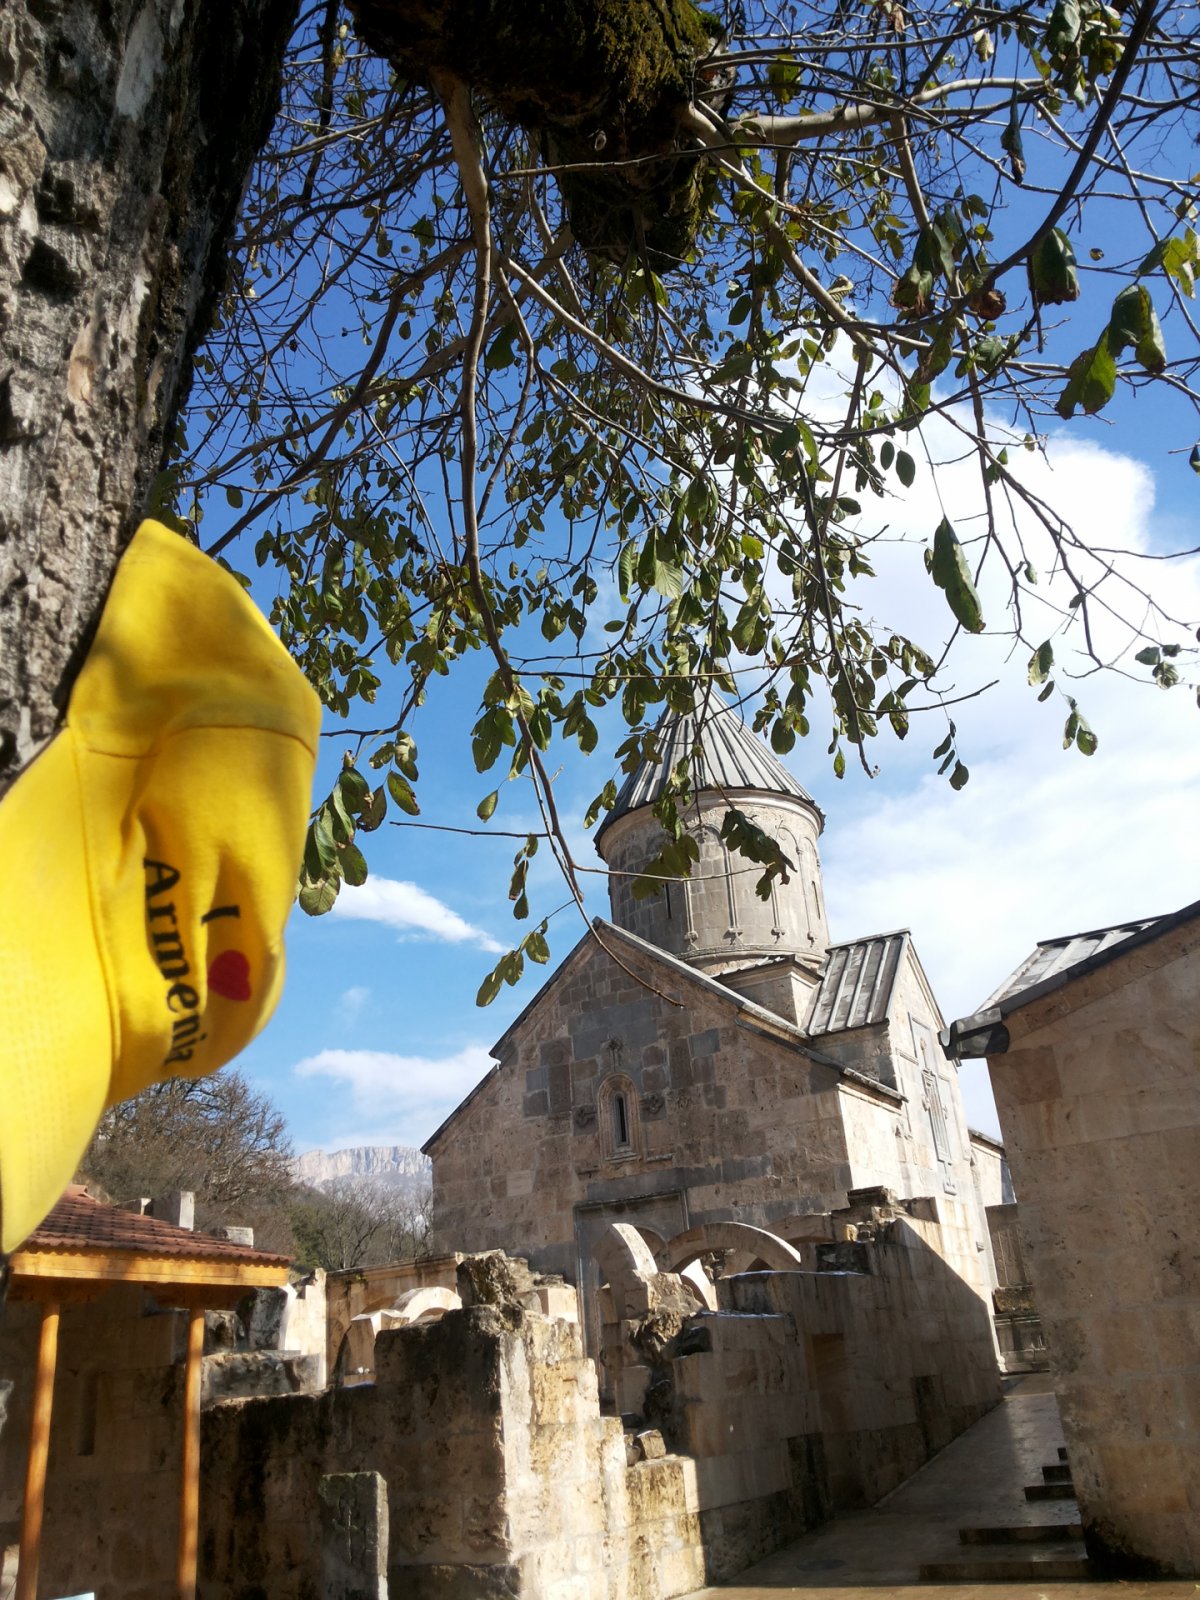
[656,1221,804,1277]
[593,1221,659,1292]
[391,1285,461,1323]
[678,1259,718,1311]
[333,1286,463,1385]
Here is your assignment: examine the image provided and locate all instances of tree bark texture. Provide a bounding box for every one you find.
[0,0,297,793]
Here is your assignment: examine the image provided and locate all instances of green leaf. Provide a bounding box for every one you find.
[618,539,638,598]
[525,928,550,964]
[1190,443,1200,475]
[484,323,516,370]
[312,809,338,871]
[1001,96,1026,184]
[1106,284,1166,374]
[476,962,505,1007]
[1028,641,1054,684]
[930,518,985,633]
[1028,228,1079,307]
[1134,646,1161,666]
[387,771,420,814]
[358,786,387,833]
[338,840,368,887]
[896,450,915,489]
[652,557,684,600]
[949,760,970,790]
[1056,337,1117,419]
[477,789,499,821]
[298,875,339,916]
[225,485,244,509]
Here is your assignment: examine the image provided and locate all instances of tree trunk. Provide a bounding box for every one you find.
[0,0,297,794]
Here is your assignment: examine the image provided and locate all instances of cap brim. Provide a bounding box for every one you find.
[0,734,111,1252]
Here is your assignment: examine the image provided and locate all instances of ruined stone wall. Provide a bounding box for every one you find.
[0,1286,189,1597]
[200,1304,706,1600]
[720,1213,1002,1510]
[325,1254,461,1376]
[987,920,1200,1576]
[969,1133,1010,1208]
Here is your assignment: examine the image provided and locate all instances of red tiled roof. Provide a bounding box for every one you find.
[18,1186,290,1267]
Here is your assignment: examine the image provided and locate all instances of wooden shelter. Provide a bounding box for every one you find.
[4,1186,289,1600]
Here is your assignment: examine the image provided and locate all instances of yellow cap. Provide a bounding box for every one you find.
[0,521,321,1251]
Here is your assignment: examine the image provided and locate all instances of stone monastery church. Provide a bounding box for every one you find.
[426,698,1000,1349]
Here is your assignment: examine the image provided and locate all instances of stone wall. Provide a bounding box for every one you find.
[0,1279,326,1598]
[0,1286,189,1598]
[985,1203,1047,1374]
[985,916,1200,1576]
[3,1214,1002,1599]
[430,928,991,1327]
[200,1303,707,1600]
[428,929,856,1289]
[721,1214,1000,1508]
[325,1254,461,1377]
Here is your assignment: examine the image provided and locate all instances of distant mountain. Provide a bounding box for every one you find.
[290,1145,431,1195]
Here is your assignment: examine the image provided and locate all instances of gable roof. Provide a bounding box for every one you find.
[806,931,909,1035]
[981,915,1170,1009]
[594,694,821,845]
[943,897,1200,1058]
[17,1185,290,1266]
[423,919,902,1153]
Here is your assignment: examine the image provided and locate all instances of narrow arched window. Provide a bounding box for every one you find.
[613,1092,630,1149]
[598,1073,640,1161]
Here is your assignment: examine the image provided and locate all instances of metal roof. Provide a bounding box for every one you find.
[981,918,1163,1010]
[594,695,819,843]
[943,898,1200,1059]
[806,932,908,1036]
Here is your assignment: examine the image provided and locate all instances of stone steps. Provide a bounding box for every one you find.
[1025,1480,1076,1500]
[1042,1460,1073,1483]
[919,1550,1092,1582]
[959,1522,1084,1545]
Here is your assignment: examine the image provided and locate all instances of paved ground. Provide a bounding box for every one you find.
[687,1376,1195,1598]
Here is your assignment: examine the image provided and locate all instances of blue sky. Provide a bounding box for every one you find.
[220,395,1199,1154]
[196,70,1200,1158]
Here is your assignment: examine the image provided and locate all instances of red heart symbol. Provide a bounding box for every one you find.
[208,949,251,1002]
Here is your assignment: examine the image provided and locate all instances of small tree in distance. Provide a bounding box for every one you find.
[289,1177,433,1271]
[81,1071,295,1223]
[80,1070,433,1268]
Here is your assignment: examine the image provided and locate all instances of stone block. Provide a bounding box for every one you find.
[389,1561,522,1598]
[318,1471,388,1600]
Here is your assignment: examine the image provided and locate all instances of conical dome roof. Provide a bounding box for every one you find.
[595,694,820,844]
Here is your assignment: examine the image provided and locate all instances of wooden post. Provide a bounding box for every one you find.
[17,1299,60,1600]
[176,1305,205,1600]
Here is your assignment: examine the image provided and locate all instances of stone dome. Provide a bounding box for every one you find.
[595,697,829,976]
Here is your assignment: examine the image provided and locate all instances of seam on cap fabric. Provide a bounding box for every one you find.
[70,732,121,1072]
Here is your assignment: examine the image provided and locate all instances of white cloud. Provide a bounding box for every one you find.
[337,985,371,1025]
[805,422,1200,1139]
[293,1045,496,1149]
[330,875,504,952]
